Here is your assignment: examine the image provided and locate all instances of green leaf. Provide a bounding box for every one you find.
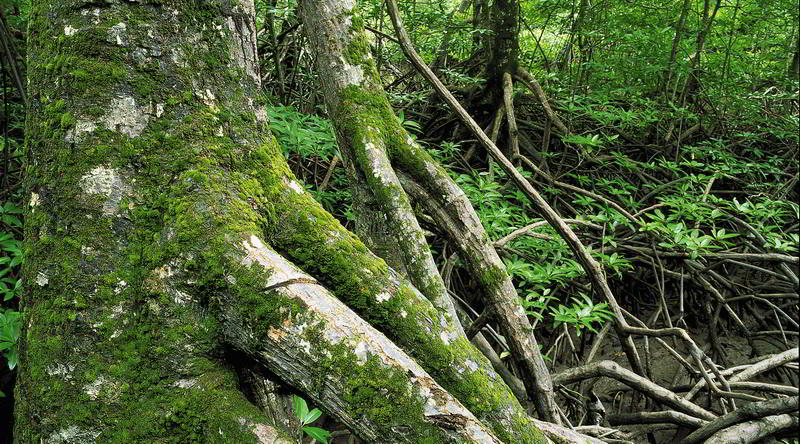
[303,407,323,425]
[292,394,309,423]
[7,348,17,370]
[302,426,331,444]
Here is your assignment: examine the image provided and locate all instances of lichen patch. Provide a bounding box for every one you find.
[83,376,110,400]
[255,107,268,122]
[46,363,75,380]
[337,59,364,86]
[80,166,132,216]
[29,192,40,209]
[65,120,97,143]
[238,418,291,444]
[103,95,148,137]
[108,22,127,46]
[287,180,305,194]
[198,88,216,107]
[172,379,198,389]
[46,426,101,444]
[353,340,369,363]
[80,7,101,24]
[36,272,49,287]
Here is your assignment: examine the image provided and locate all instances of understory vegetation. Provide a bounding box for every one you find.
[2,0,798,441]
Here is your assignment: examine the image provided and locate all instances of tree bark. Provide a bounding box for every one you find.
[17,1,294,441]
[660,0,691,96]
[788,30,800,81]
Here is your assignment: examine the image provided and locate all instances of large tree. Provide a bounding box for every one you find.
[15,1,596,442]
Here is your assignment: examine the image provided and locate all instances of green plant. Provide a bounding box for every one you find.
[520,288,558,322]
[549,294,614,335]
[291,394,331,444]
[0,205,22,378]
[266,106,353,223]
[0,309,20,372]
[0,233,23,302]
[267,106,338,162]
[395,110,422,135]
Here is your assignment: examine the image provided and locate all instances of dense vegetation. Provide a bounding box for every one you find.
[1,0,798,441]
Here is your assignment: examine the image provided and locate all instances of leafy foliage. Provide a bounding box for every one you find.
[291,395,331,444]
[267,105,354,224]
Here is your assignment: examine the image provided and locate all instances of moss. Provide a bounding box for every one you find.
[59,112,76,128]
[320,343,443,441]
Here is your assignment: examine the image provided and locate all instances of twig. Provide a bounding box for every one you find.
[513,67,569,135]
[607,410,708,429]
[494,218,602,247]
[683,348,799,402]
[515,154,641,225]
[502,73,520,159]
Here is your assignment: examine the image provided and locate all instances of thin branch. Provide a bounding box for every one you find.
[384,0,646,379]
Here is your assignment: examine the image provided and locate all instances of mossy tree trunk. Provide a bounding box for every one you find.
[298,0,560,430]
[15,1,527,442]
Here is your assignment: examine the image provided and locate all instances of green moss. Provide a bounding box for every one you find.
[321,343,442,440]
[59,112,76,128]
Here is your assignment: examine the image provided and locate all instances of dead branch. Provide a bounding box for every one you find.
[552,360,717,421]
[513,67,569,135]
[704,413,798,444]
[684,396,799,444]
[607,410,708,429]
[684,348,800,401]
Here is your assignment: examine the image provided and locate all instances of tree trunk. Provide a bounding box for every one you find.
[472,0,520,108]
[15,1,533,442]
[788,30,800,81]
[679,0,721,106]
[300,0,562,429]
[660,0,691,95]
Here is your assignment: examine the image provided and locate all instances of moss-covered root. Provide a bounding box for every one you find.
[292,0,551,439]
[297,0,462,330]
[218,234,504,443]
[392,139,560,423]
[257,140,547,443]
